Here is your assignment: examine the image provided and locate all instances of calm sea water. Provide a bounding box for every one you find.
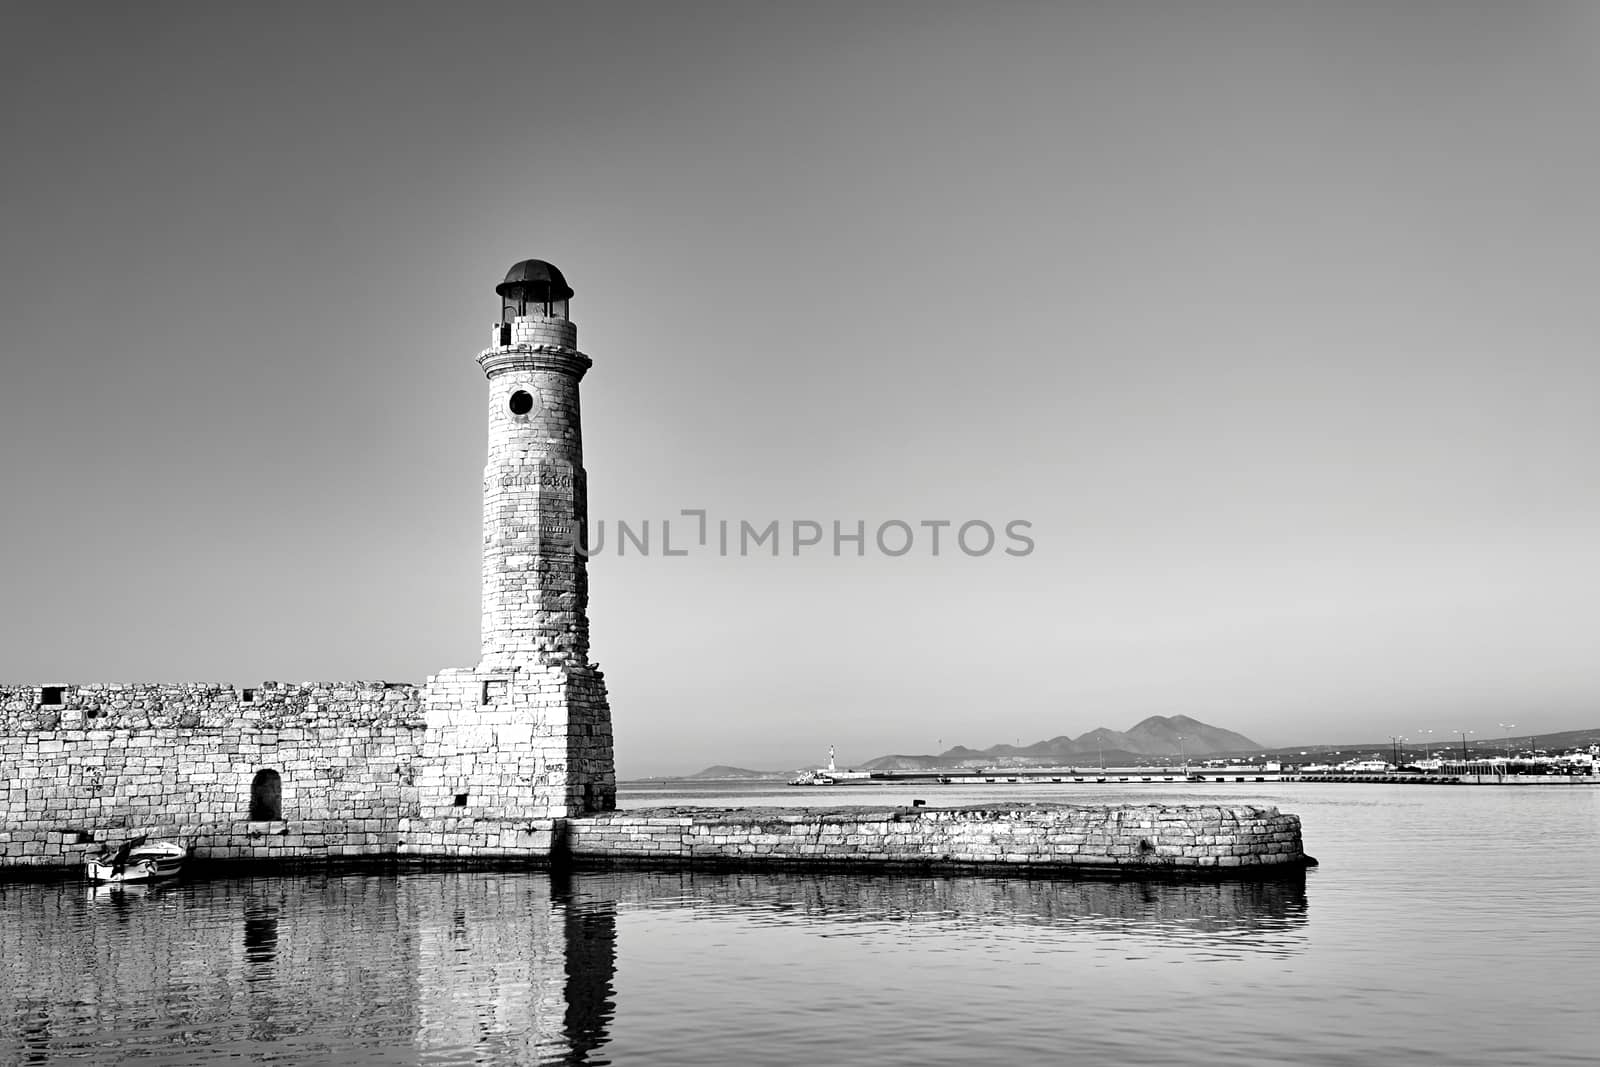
[2,780,1596,1065]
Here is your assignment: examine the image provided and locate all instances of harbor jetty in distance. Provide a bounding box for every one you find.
[790,763,1599,787]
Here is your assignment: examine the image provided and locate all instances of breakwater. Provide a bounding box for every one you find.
[0,802,1311,876]
[556,805,1310,872]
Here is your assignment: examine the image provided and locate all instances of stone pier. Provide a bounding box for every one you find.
[400,804,1312,873]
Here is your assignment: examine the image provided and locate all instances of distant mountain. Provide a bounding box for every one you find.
[681,765,794,780]
[858,715,1261,770]
[1068,727,1133,756]
[1119,714,1260,757]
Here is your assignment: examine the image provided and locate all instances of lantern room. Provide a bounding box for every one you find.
[496,259,573,322]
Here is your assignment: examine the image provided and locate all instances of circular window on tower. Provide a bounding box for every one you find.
[508,390,535,416]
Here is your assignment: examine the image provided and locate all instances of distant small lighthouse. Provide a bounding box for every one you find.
[420,259,615,819]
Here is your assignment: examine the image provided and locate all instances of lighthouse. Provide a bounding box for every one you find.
[418,259,616,821]
[478,259,592,669]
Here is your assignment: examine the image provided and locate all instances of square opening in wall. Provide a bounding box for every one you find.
[454,793,469,808]
[481,680,507,705]
[41,686,63,705]
[242,688,256,704]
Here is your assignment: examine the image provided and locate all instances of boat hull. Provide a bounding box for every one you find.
[86,842,187,884]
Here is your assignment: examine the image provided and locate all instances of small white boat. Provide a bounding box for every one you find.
[86,838,187,884]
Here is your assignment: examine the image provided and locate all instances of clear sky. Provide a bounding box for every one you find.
[3,2,1598,776]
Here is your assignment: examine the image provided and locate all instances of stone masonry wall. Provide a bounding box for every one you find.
[560,804,1307,871]
[415,663,615,825]
[1,681,424,733]
[0,682,424,869]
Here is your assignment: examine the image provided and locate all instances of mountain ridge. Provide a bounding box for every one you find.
[859,714,1260,770]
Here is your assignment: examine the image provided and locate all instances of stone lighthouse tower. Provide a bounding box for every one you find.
[479,259,592,670]
[419,260,616,822]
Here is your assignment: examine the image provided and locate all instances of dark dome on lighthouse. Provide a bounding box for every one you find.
[496,259,573,302]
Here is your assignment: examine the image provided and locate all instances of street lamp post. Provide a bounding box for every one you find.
[1418,729,1433,760]
[1498,722,1517,765]
[1177,735,1186,774]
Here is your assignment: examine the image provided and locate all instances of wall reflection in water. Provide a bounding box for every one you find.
[606,869,1309,950]
[0,867,1305,1065]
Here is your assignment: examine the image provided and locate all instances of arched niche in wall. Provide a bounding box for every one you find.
[249,769,283,821]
